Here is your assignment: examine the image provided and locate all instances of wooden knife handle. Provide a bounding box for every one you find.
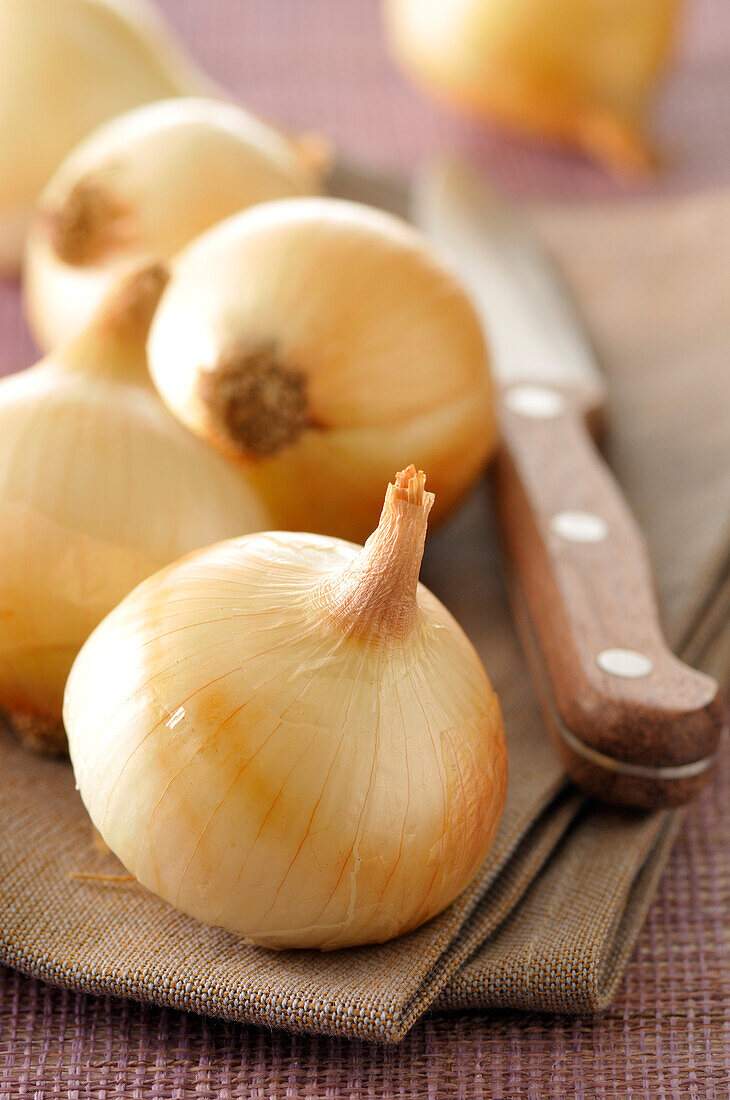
[494,383,727,809]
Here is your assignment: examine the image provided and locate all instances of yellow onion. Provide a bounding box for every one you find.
[0,0,218,274]
[0,263,268,752]
[24,97,323,350]
[64,466,507,949]
[148,197,496,544]
[383,0,680,173]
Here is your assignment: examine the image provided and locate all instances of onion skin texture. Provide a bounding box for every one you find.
[148,198,496,544]
[64,469,507,950]
[24,98,322,351]
[383,0,680,173]
[0,264,269,747]
[0,0,215,274]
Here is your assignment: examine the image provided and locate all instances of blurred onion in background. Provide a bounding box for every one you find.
[382,0,680,175]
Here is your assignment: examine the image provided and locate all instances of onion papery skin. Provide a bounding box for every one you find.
[148,198,496,545]
[25,98,322,350]
[383,0,679,174]
[0,0,218,275]
[64,490,507,949]
[0,266,269,744]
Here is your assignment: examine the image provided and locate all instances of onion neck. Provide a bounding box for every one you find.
[316,466,434,644]
[57,262,168,385]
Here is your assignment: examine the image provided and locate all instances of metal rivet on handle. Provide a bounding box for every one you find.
[504,385,565,419]
[596,648,653,679]
[550,510,608,543]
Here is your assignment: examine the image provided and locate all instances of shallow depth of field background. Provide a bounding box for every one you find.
[155,0,730,198]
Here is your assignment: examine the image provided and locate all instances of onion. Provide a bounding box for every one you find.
[64,466,507,949]
[383,0,679,173]
[0,263,268,752]
[24,97,322,350]
[0,0,218,273]
[148,197,496,544]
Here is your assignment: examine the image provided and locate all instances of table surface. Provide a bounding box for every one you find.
[1,2,730,1096]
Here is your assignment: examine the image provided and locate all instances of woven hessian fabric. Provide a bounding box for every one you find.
[1,0,730,1090]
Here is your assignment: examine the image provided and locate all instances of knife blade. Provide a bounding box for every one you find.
[410,159,725,809]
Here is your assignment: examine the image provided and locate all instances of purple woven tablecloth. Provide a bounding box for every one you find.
[2,767,729,1096]
[1,1,729,1094]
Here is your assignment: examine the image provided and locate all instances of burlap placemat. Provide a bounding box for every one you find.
[1,187,728,1044]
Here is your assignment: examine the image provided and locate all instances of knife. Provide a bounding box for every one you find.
[410,159,725,810]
